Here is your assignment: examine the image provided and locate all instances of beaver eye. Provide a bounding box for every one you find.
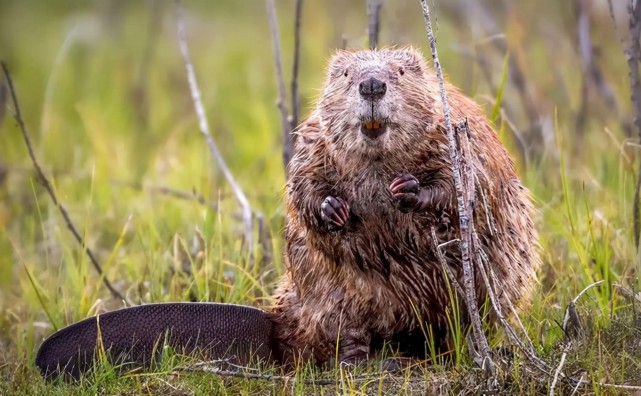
[343,69,349,77]
[399,67,405,76]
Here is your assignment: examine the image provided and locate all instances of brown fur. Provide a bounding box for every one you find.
[268,47,540,365]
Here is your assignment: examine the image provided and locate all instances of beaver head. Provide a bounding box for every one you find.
[317,48,437,163]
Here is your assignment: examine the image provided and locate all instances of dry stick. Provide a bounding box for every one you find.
[265,0,294,171]
[291,0,303,131]
[620,0,641,249]
[418,0,492,365]
[367,0,383,49]
[475,236,551,376]
[1,62,126,303]
[175,1,254,261]
[431,227,466,300]
[549,341,572,396]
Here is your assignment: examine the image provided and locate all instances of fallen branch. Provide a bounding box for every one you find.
[1,62,126,303]
[418,0,492,367]
[175,0,254,262]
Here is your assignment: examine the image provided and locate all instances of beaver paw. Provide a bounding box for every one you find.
[389,174,422,212]
[321,196,350,231]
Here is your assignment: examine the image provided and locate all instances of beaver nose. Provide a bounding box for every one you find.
[359,77,386,101]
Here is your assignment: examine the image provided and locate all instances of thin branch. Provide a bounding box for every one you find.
[291,0,303,130]
[617,0,641,248]
[265,0,294,172]
[431,227,466,300]
[418,1,492,365]
[1,62,126,303]
[175,1,254,262]
[549,341,572,396]
[570,375,585,396]
[367,0,383,49]
[474,230,550,375]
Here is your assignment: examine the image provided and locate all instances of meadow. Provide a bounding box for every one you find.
[1,0,640,394]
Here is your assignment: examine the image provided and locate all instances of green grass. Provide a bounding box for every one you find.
[1,1,641,394]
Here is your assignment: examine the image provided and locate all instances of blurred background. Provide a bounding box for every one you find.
[0,0,638,384]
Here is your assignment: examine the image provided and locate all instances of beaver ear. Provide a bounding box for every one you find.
[327,50,354,79]
[395,48,426,74]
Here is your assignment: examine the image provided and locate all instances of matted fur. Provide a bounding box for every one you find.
[268,47,540,364]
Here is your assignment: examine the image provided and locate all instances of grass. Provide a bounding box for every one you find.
[1,0,640,394]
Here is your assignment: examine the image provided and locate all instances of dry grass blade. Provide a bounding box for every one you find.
[174,0,254,262]
[1,61,127,303]
[418,0,492,366]
[265,0,294,172]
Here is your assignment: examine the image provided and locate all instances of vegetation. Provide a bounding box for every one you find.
[1,0,640,394]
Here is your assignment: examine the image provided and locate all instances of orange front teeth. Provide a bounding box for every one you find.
[364,121,381,129]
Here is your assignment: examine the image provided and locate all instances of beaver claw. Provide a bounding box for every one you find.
[321,196,350,230]
[389,174,423,212]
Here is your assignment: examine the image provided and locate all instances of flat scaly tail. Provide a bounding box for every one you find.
[36,303,275,379]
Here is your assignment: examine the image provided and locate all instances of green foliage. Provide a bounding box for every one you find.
[1,0,640,394]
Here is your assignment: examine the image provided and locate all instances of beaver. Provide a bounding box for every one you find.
[35,47,539,378]
[269,47,539,364]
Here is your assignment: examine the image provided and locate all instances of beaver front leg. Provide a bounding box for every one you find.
[389,173,451,213]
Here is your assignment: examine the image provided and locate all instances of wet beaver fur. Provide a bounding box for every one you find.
[269,47,539,365]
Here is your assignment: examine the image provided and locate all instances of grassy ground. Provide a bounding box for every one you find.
[1,0,640,394]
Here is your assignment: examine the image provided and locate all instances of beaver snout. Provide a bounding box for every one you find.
[359,77,386,101]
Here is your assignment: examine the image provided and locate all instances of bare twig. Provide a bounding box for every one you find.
[431,227,466,300]
[549,341,572,396]
[291,0,303,130]
[265,0,294,172]
[570,374,585,396]
[418,0,492,366]
[1,62,126,303]
[474,231,551,375]
[175,1,254,261]
[367,0,383,49]
[621,0,641,248]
